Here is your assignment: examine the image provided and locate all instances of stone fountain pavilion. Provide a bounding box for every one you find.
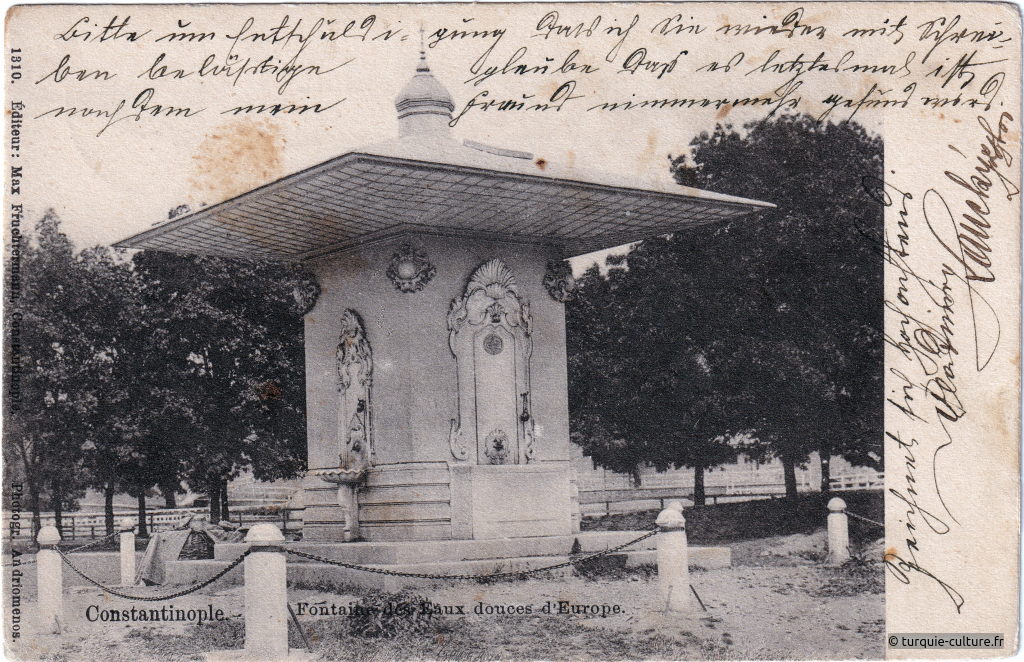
[116,52,771,584]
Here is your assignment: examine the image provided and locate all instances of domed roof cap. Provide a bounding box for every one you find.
[394,51,454,122]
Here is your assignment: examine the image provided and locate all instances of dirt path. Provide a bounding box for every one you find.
[10,533,883,661]
[421,563,882,660]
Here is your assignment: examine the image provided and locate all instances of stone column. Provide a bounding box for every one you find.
[569,468,581,534]
[827,497,850,565]
[655,500,690,613]
[119,517,136,586]
[244,523,289,659]
[36,525,63,634]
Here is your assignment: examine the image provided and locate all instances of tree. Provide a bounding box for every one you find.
[129,251,313,522]
[630,234,793,504]
[670,114,884,495]
[7,212,98,536]
[567,242,747,504]
[6,213,316,536]
[72,245,155,534]
[569,114,883,501]
[567,262,647,485]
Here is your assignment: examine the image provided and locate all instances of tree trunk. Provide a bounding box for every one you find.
[53,492,64,537]
[104,483,115,535]
[162,486,177,509]
[136,493,148,537]
[220,479,230,522]
[820,454,831,494]
[782,456,798,499]
[693,464,706,506]
[208,481,221,523]
[27,479,41,542]
[15,440,42,540]
[629,467,642,489]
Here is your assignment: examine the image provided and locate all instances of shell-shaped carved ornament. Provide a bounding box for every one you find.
[469,258,519,297]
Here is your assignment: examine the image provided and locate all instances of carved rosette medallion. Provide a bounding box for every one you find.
[483,333,504,355]
[543,259,576,303]
[447,259,536,464]
[386,243,436,293]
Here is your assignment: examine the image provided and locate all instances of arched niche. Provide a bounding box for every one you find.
[447,259,536,464]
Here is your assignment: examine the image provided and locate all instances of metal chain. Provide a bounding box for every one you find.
[56,548,251,602]
[286,528,659,581]
[1,531,121,567]
[66,531,122,553]
[48,528,654,598]
[845,511,884,528]
[1,557,36,567]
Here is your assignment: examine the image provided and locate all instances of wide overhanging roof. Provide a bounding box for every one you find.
[115,134,774,261]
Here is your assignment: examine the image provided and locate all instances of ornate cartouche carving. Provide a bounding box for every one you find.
[446,258,532,346]
[292,276,322,316]
[336,309,373,471]
[386,242,436,293]
[447,259,535,464]
[543,259,576,302]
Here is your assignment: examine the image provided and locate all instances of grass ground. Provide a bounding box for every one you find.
[582,490,884,547]
[11,492,884,662]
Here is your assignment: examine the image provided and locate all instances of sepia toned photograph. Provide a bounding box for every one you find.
[2,2,1019,661]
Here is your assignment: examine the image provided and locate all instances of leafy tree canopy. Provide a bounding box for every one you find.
[569,114,883,498]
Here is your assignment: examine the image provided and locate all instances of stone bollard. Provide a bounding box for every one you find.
[655,500,690,613]
[244,523,290,659]
[827,497,850,565]
[36,525,63,634]
[119,517,136,586]
[206,522,308,661]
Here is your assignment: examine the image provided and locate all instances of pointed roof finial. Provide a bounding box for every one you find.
[417,24,429,72]
[394,30,454,137]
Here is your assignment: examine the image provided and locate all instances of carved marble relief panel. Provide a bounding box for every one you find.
[447,259,536,464]
[336,309,373,472]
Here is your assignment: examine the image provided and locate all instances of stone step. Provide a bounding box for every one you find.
[168,554,575,593]
[214,530,658,565]
[168,544,730,593]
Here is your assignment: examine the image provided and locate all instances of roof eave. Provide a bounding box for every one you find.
[114,150,775,259]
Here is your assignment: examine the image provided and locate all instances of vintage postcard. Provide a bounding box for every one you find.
[1,1,1020,660]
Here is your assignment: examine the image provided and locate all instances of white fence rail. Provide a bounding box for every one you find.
[7,470,884,540]
[829,471,885,491]
[578,470,884,516]
[5,506,305,542]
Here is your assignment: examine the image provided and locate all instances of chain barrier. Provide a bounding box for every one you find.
[66,530,122,553]
[2,530,122,567]
[286,528,659,581]
[56,548,251,602]
[845,511,884,528]
[41,527,654,600]
[1,556,36,568]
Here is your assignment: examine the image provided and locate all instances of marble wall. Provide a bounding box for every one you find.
[301,233,576,541]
